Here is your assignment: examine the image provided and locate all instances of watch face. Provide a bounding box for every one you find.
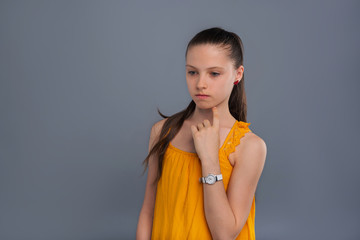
[206,175,216,184]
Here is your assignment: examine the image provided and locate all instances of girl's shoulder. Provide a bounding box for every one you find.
[236,122,266,149]
[150,118,169,142]
[151,118,168,132]
[232,130,267,164]
[240,131,264,145]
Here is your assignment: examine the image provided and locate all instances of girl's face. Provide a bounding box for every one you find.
[185,44,242,109]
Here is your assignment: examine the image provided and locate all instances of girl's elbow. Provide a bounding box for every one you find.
[211,229,238,240]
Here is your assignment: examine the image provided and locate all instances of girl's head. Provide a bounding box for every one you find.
[184,27,246,118]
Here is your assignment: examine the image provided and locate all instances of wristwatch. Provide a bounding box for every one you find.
[199,173,223,185]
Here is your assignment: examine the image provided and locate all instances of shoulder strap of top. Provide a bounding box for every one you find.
[222,121,252,156]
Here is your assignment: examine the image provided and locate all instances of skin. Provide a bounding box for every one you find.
[136,44,267,240]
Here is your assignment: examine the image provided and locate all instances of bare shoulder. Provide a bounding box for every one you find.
[149,118,168,150]
[239,132,266,150]
[152,118,167,134]
[234,131,267,166]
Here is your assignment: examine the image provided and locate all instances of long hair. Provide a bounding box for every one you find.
[141,27,248,186]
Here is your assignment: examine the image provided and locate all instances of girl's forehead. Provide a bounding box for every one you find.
[186,45,231,69]
[188,44,227,54]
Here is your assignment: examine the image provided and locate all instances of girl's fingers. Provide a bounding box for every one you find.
[190,125,197,136]
[212,107,219,129]
[203,119,211,127]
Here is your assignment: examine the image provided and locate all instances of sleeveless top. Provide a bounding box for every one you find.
[151,120,255,240]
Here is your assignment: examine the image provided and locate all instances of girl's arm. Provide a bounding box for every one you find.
[136,119,165,240]
[201,133,267,240]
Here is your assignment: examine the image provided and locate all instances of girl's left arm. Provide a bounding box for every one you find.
[201,133,267,240]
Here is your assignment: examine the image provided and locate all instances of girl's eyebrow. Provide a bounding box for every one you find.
[186,64,225,70]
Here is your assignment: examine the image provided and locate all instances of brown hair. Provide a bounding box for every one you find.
[141,27,248,185]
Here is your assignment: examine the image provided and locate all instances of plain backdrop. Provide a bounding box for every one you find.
[1,1,359,239]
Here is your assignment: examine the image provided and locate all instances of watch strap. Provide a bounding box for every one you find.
[199,173,223,184]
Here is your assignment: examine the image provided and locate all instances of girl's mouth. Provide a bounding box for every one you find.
[196,95,209,99]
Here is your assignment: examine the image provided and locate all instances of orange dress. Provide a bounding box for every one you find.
[151,120,255,240]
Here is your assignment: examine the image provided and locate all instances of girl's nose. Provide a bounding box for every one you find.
[196,75,207,89]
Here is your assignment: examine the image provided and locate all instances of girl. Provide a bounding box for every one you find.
[136,27,267,240]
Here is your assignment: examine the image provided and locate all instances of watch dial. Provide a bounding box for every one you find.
[207,175,216,184]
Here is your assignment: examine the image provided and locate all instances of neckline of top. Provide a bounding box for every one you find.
[168,119,241,156]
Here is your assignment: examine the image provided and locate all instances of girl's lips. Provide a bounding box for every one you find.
[196,95,209,99]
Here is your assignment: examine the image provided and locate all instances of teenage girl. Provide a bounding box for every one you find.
[136,27,267,240]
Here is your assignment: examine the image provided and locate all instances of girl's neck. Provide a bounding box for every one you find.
[188,106,236,127]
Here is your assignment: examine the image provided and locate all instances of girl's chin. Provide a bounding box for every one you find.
[194,103,214,110]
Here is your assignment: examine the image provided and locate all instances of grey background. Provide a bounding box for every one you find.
[1,1,359,239]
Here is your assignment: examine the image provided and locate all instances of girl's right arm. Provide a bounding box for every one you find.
[136,119,166,240]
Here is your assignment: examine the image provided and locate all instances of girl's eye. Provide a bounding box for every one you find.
[187,71,220,76]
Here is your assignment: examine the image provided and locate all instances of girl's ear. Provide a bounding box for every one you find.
[236,65,244,80]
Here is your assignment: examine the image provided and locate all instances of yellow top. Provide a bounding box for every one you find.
[151,120,255,240]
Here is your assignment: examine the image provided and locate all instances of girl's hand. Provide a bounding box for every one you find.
[190,107,220,165]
